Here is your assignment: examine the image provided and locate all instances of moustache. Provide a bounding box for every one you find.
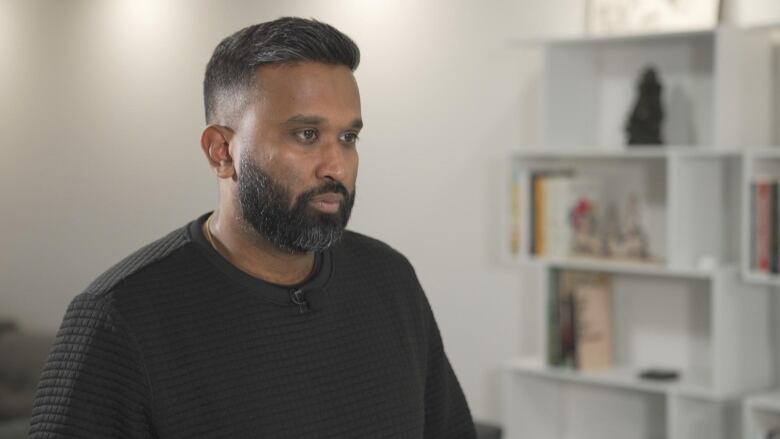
[297,181,351,205]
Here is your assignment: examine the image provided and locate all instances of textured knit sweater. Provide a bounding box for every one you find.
[28,213,476,438]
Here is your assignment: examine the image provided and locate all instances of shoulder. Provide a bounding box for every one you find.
[333,230,426,305]
[335,230,415,271]
[81,225,191,302]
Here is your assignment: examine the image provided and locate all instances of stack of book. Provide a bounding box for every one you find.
[750,177,780,274]
[548,270,614,371]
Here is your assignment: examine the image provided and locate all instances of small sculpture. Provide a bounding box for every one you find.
[605,194,650,260]
[626,66,664,146]
[570,197,602,256]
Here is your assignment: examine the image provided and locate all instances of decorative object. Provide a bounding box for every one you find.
[587,0,721,37]
[570,194,603,256]
[626,67,664,146]
[638,368,680,381]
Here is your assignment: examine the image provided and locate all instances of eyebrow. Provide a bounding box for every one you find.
[283,114,363,130]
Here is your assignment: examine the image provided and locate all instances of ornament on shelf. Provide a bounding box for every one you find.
[626,66,665,146]
[570,196,602,257]
[605,194,651,260]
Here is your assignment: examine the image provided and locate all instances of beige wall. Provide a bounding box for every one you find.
[0,0,579,423]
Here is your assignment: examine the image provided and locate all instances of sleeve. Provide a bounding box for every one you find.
[421,296,477,439]
[28,293,155,439]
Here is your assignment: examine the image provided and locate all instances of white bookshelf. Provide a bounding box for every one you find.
[734,0,780,29]
[502,25,779,439]
[744,391,780,439]
[742,148,780,285]
[533,27,773,152]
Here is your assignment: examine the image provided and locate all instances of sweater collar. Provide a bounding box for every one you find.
[187,212,333,310]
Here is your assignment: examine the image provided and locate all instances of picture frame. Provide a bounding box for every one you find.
[587,0,721,36]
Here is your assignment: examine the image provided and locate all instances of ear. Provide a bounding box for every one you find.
[200,125,235,179]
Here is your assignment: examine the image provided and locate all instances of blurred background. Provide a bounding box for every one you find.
[2,1,780,438]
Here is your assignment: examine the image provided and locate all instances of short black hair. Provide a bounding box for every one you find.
[203,17,361,124]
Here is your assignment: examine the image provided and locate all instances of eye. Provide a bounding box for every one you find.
[340,131,360,145]
[295,129,319,144]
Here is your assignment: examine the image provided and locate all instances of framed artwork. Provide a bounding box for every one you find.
[587,0,721,36]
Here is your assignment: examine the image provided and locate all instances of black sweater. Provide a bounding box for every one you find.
[29,213,476,438]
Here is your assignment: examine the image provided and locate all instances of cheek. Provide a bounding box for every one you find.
[268,155,311,194]
[347,151,359,187]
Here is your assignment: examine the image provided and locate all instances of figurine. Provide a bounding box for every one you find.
[570,197,602,256]
[626,66,664,146]
[618,193,650,259]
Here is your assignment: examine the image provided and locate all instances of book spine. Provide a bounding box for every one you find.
[530,172,538,256]
[533,174,546,256]
[559,274,575,369]
[547,271,561,366]
[751,182,757,271]
[773,181,779,274]
[757,180,771,273]
[509,168,522,257]
[546,178,564,258]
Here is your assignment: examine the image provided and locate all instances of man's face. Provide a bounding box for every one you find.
[231,62,362,253]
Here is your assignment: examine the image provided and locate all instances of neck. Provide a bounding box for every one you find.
[205,208,315,286]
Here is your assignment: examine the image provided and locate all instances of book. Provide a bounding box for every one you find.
[528,170,584,258]
[751,182,757,271]
[530,172,543,256]
[551,270,614,371]
[773,181,779,274]
[755,178,774,272]
[572,274,613,371]
[554,270,579,369]
[545,176,574,259]
[547,271,562,366]
[508,168,522,257]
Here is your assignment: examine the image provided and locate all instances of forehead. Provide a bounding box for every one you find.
[252,62,361,122]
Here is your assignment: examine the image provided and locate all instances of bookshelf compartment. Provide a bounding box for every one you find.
[545,269,713,389]
[541,32,715,149]
[742,151,780,283]
[667,154,742,269]
[745,408,780,439]
[672,396,735,439]
[505,372,667,439]
[509,155,667,265]
[744,392,780,439]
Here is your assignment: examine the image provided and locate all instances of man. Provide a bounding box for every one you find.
[29,17,476,439]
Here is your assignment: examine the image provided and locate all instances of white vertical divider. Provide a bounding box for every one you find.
[667,153,683,268]
[712,268,774,396]
[714,27,773,148]
[667,391,681,439]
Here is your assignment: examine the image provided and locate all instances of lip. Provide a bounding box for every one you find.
[310,193,344,204]
[309,193,343,213]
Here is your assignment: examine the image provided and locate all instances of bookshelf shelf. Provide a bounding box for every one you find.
[743,271,780,286]
[746,392,780,412]
[509,28,715,47]
[501,22,779,439]
[507,357,716,399]
[528,256,722,280]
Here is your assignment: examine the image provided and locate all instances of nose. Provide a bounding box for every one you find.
[315,139,351,182]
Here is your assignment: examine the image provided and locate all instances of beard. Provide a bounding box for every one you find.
[237,151,355,254]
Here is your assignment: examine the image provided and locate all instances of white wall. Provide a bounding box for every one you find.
[0,0,580,424]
